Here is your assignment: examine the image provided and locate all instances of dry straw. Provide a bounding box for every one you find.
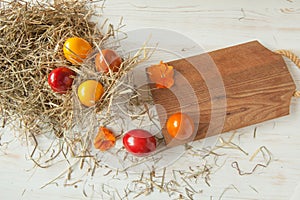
[1,0,102,136]
[0,0,149,164]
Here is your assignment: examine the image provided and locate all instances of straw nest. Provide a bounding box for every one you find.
[0,0,147,163]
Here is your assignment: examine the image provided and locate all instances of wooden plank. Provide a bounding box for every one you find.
[147,41,296,146]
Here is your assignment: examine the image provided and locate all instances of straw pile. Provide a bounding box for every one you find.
[0,0,108,138]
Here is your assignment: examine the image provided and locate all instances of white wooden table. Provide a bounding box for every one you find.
[1,0,300,199]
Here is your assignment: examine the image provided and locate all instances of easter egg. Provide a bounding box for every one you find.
[77,80,104,107]
[95,49,122,73]
[48,67,76,94]
[123,129,156,156]
[63,37,92,64]
[166,113,194,140]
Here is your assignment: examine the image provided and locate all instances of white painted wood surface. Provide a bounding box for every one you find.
[1,0,300,199]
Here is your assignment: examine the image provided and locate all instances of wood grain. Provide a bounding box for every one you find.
[148,41,296,146]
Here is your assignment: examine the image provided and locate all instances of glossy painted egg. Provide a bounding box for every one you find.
[166,112,194,140]
[95,49,122,73]
[77,80,104,107]
[63,37,92,64]
[48,67,76,94]
[123,129,156,156]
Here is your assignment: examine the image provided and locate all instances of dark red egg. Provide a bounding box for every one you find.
[48,67,76,94]
[123,129,156,156]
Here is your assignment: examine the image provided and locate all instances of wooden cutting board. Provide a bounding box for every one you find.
[147,41,296,146]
